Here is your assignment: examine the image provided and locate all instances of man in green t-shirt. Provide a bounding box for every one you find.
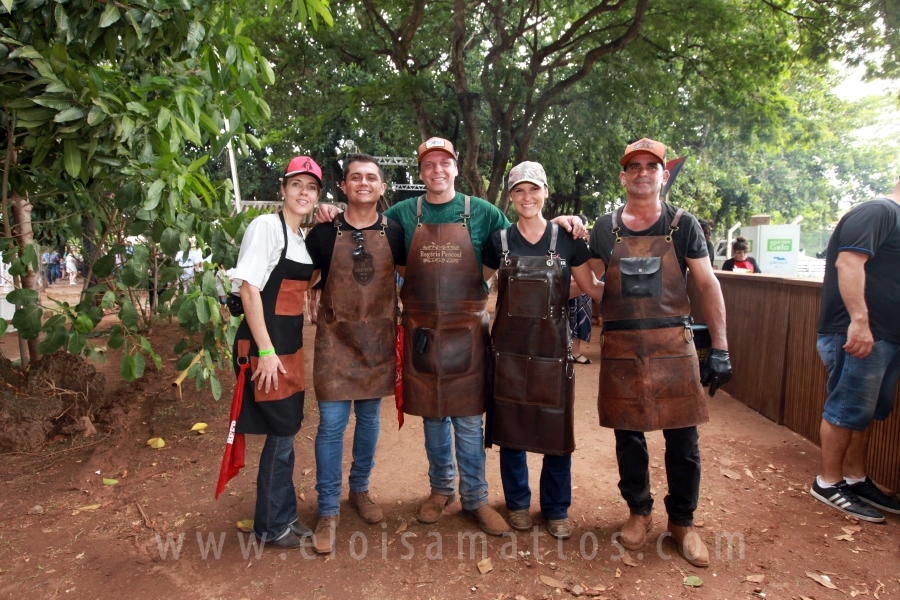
[317,138,583,536]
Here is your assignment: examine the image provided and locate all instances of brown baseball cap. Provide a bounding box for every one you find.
[620,138,666,166]
[417,137,456,163]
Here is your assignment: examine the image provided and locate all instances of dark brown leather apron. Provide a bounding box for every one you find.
[313,216,397,401]
[598,206,708,432]
[399,195,488,417]
[233,211,312,436]
[490,223,575,455]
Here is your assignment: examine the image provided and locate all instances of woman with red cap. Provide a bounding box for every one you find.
[228,156,322,549]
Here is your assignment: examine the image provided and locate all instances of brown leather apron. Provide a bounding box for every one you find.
[314,216,397,401]
[490,224,575,455]
[399,196,489,417]
[598,206,708,432]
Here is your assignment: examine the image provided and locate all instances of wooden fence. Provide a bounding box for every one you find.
[687,272,900,492]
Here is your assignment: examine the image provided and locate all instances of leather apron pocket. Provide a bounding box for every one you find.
[599,357,641,398]
[250,349,306,401]
[495,352,564,408]
[650,354,699,399]
[274,279,308,316]
[411,326,473,376]
[619,257,662,299]
[507,277,549,318]
[332,319,394,370]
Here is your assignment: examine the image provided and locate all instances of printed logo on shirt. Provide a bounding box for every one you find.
[352,253,375,286]
[420,242,462,264]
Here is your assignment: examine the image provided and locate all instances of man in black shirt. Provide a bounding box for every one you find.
[588,138,731,568]
[304,154,407,553]
[810,177,900,523]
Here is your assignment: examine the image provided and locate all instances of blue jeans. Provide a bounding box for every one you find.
[818,333,900,431]
[315,399,381,517]
[255,434,297,542]
[499,448,572,520]
[423,415,488,511]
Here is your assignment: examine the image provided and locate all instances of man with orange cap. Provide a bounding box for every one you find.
[589,138,731,567]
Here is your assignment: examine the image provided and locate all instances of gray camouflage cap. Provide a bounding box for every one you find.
[507,161,548,191]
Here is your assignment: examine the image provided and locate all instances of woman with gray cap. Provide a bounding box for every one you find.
[481,161,604,539]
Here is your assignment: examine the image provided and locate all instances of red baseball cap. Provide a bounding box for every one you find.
[283,156,323,186]
[620,138,666,166]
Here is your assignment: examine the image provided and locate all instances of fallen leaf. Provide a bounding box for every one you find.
[75,552,84,559]
[806,571,838,589]
[683,575,703,587]
[744,468,755,479]
[539,575,566,589]
[716,457,733,466]
[147,437,165,449]
[236,518,254,533]
[477,557,493,574]
[591,584,607,591]
[75,504,101,512]
[721,469,741,480]
[874,580,884,599]
[745,574,765,583]
[834,534,854,541]
[190,422,208,432]
[395,521,408,534]
[102,478,118,486]
[615,568,622,578]
[694,520,705,527]
[301,467,312,476]
[299,493,305,502]
[622,552,639,567]
[760,528,768,533]
[842,525,862,534]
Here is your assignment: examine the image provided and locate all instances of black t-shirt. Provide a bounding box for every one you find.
[818,198,900,343]
[589,202,708,278]
[483,222,591,299]
[305,213,407,289]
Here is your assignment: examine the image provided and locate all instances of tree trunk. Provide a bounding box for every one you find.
[10,190,39,364]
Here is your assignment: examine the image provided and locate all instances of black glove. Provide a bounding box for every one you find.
[701,348,732,397]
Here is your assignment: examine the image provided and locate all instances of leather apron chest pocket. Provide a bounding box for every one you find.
[412,326,474,376]
[507,277,550,319]
[619,257,662,299]
[494,352,565,408]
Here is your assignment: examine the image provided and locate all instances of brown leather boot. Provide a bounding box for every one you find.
[313,515,339,554]
[349,491,383,524]
[620,513,653,550]
[465,504,509,536]
[415,493,456,524]
[668,522,710,567]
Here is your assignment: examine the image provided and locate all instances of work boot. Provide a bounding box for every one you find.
[313,515,339,554]
[416,493,456,524]
[465,504,509,536]
[668,522,710,568]
[547,518,572,540]
[349,491,383,524]
[508,509,533,531]
[620,513,653,550]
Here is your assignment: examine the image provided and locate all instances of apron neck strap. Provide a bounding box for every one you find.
[416,196,424,228]
[380,214,388,236]
[547,222,560,266]
[500,228,510,265]
[611,207,623,244]
[333,215,343,236]
[277,211,289,260]
[459,195,470,229]
[667,206,685,243]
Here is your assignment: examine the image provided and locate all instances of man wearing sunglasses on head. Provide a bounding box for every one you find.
[304,153,407,554]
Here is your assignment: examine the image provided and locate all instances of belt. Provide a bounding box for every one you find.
[603,315,693,332]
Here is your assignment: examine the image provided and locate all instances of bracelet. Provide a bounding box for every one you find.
[257,348,276,357]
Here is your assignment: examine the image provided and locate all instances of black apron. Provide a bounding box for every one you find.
[233,212,313,436]
[489,223,575,455]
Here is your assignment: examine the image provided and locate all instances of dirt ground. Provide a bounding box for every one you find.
[0,282,899,599]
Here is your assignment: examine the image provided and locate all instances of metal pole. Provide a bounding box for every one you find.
[223,117,242,213]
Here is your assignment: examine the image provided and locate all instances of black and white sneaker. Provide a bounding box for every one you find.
[809,480,885,523]
[847,477,900,514]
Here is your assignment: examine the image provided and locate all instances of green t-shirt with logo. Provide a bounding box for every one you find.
[384,192,510,279]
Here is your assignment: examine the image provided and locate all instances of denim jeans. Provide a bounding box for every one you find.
[315,399,381,517]
[615,426,700,527]
[817,334,900,431]
[423,415,488,511]
[499,448,572,520]
[255,434,297,542]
